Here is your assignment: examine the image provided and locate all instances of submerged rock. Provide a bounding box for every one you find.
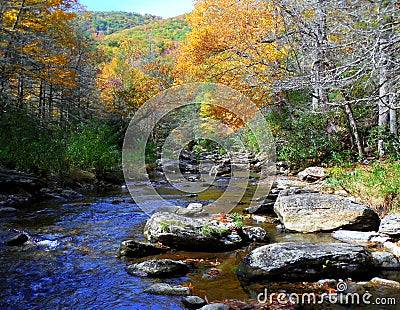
[237,242,373,281]
[0,207,18,214]
[379,213,400,237]
[126,259,189,277]
[144,283,190,296]
[117,240,169,258]
[274,192,380,233]
[5,233,29,246]
[144,212,246,251]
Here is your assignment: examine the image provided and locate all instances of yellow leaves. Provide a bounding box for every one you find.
[175,0,285,105]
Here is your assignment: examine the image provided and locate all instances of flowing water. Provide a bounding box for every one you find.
[1,178,399,309]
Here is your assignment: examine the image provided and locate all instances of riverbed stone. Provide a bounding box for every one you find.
[331,230,390,244]
[379,213,400,237]
[199,304,230,310]
[274,192,380,233]
[181,295,207,309]
[383,241,400,257]
[125,259,189,277]
[371,251,400,270]
[237,242,373,281]
[144,283,190,296]
[144,212,245,251]
[369,277,400,289]
[297,166,326,182]
[117,240,170,258]
[240,226,269,243]
[5,233,29,246]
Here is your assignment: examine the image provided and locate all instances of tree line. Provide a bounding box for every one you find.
[0,0,399,176]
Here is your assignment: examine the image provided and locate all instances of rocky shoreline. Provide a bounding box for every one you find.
[0,167,124,212]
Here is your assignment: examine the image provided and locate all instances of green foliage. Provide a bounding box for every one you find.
[366,126,400,160]
[0,109,67,174]
[265,102,352,167]
[230,212,245,227]
[0,108,120,175]
[327,162,400,214]
[66,121,121,172]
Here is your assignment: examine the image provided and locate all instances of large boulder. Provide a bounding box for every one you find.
[125,259,189,277]
[274,192,380,233]
[379,213,400,237]
[144,212,245,251]
[117,240,170,258]
[237,242,374,281]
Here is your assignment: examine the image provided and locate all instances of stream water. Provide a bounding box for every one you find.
[1,177,399,309]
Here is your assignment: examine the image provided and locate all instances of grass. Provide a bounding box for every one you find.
[327,160,400,216]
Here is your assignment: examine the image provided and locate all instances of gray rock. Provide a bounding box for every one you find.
[274,192,380,233]
[371,251,400,270]
[237,242,373,281]
[5,233,29,246]
[117,240,169,258]
[199,303,230,310]
[297,166,326,182]
[240,226,269,243]
[181,295,207,309]
[144,212,244,251]
[379,213,400,236]
[144,283,190,296]
[126,259,189,277]
[332,230,390,244]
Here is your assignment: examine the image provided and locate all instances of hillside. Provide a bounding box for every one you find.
[97,15,191,55]
[78,11,162,36]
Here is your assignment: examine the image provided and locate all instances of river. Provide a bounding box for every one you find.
[1,178,399,309]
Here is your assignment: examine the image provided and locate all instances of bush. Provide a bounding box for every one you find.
[0,109,121,175]
[66,120,121,172]
[0,109,67,174]
[327,161,400,215]
[266,107,351,167]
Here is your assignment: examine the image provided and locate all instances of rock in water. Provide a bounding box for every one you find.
[126,259,189,277]
[5,233,29,246]
[117,240,169,258]
[144,212,244,251]
[237,242,373,281]
[181,296,207,309]
[199,303,230,310]
[379,213,400,237]
[274,192,380,232]
[144,283,190,296]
